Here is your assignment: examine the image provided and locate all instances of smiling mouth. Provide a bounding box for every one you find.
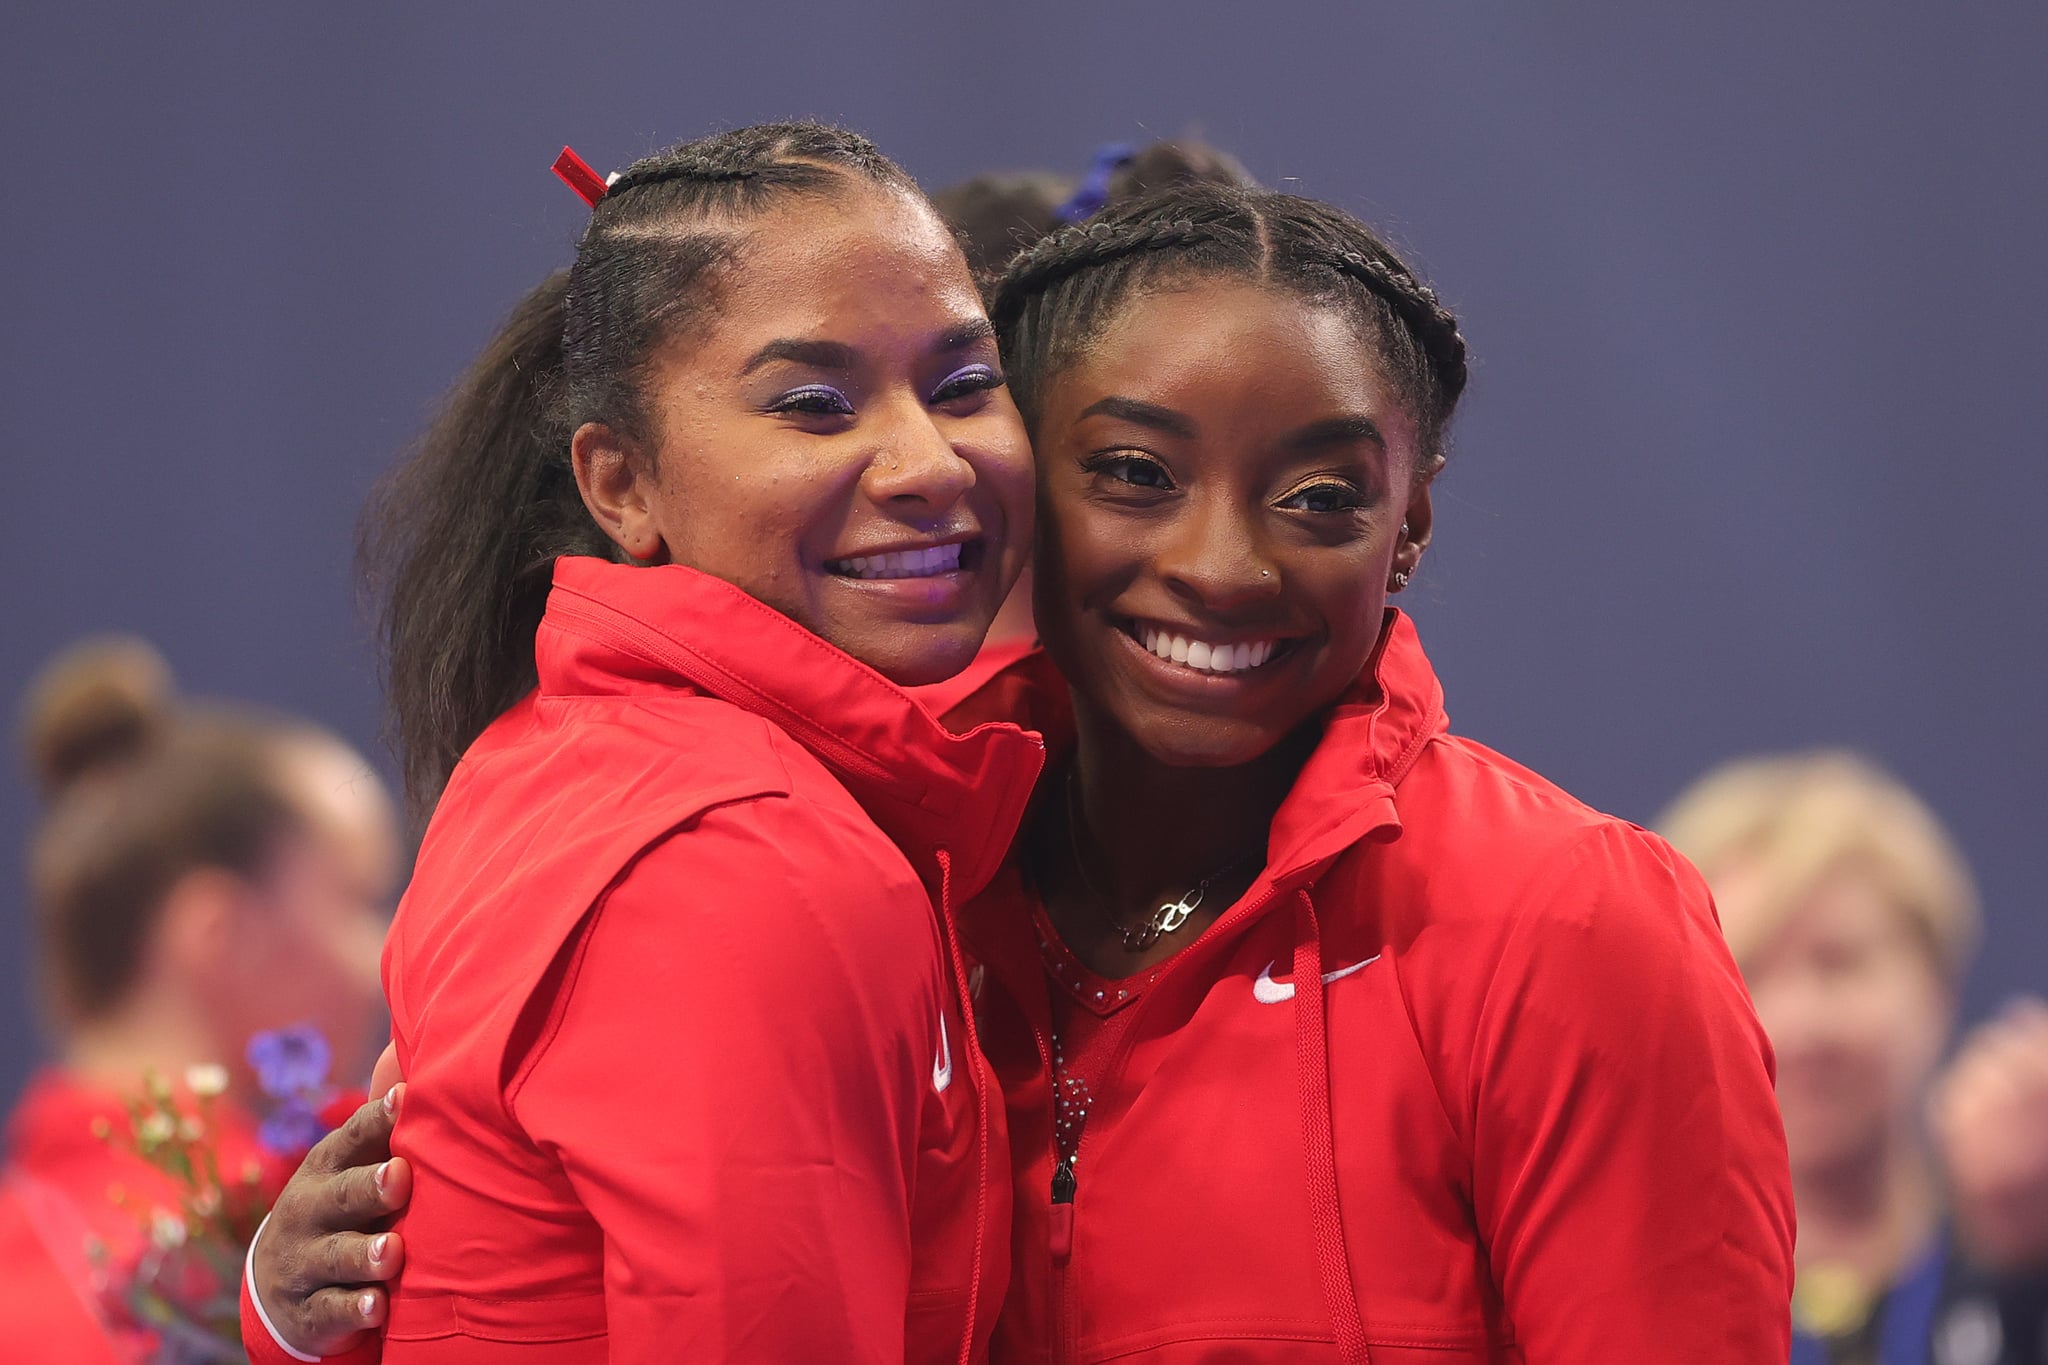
[1124,620,1299,675]
[826,541,971,580]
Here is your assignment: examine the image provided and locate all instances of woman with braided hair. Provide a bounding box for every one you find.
[254,178,1793,1363]
[940,183,1793,1362]
[238,121,1042,1364]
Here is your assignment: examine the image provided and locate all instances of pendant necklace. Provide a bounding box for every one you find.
[1063,769,1262,953]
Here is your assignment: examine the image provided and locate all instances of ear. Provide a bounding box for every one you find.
[1389,470,1436,591]
[153,867,243,985]
[570,422,667,565]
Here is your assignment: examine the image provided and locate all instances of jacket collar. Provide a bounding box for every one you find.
[948,609,1449,883]
[537,557,1046,904]
[1266,609,1448,879]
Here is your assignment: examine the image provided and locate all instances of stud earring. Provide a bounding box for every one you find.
[1399,521,1410,540]
[1391,570,1411,590]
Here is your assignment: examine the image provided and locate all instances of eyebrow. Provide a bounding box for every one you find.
[1077,396,1198,440]
[1285,414,1386,452]
[936,318,997,352]
[738,318,997,378]
[740,338,859,376]
[1076,399,1386,453]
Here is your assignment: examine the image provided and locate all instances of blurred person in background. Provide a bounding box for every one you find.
[1662,751,2048,1365]
[0,637,398,1361]
[931,136,1256,295]
[932,169,1076,290]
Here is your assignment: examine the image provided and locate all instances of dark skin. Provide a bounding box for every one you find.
[575,182,1033,688]
[1029,280,1431,974]
[251,277,1435,1348]
[249,184,1033,1354]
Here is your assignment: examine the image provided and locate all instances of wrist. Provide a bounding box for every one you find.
[245,1213,323,1363]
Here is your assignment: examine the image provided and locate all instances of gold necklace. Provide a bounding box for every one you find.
[1062,770,1261,952]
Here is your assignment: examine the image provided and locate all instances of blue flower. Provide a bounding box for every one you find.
[246,1025,331,1100]
[257,1098,326,1158]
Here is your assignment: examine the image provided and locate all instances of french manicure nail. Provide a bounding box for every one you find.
[370,1234,390,1263]
[374,1161,391,1193]
[359,1291,377,1319]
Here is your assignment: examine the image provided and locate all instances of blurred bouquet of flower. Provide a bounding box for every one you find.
[90,1025,362,1364]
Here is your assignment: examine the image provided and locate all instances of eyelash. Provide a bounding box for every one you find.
[1082,451,1174,491]
[1279,482,1368,514]
[769,384,853,416]
[767,366,1005,418]
[931,364,1005,404]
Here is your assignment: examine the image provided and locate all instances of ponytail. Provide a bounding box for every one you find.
[361,271,612,817]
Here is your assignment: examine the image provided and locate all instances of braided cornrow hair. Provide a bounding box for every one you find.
[363,121,927,814]
[994,183,1469,471]
[563,123,921,447]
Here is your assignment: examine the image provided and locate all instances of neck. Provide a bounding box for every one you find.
[61,993,233,1099]
[1067,701,1316,904]
[1793,1123,1939,1284]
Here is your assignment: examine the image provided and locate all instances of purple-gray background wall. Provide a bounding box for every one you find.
[3,4,2043,1105]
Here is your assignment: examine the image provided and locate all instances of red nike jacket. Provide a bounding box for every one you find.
[950,612,1796,1364]
[247,557,1044,1365]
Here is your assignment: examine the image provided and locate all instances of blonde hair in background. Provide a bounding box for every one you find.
[1657,751,1980,989]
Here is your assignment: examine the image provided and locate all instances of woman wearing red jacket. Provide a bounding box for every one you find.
[244,122,1043,1364]
[254,180,1794,1362]
[939,184,1794,1362]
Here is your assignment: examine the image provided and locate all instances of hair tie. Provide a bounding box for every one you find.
[1053,141,1138,224]
[552,146,618,209]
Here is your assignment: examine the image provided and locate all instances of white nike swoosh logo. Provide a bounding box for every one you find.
[1252,956,1380,1004]
[933,1011,953,1093]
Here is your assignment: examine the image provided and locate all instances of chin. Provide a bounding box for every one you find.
[1119,710,1294,770]
[858,622,990,689]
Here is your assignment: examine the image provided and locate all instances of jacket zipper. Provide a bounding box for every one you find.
[1044,883,1288,1363]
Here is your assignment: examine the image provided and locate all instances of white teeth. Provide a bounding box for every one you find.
[829,542,964,579]
[1133,625,1284,675]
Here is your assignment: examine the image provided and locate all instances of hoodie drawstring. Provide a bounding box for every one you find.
[1292,888,1372,1364]
[933,848,991,1365]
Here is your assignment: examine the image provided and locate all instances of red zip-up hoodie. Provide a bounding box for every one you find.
[246,557,1044,1365]
[951,612,1795,1364]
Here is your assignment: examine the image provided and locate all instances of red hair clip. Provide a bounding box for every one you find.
[552,146,611,208]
